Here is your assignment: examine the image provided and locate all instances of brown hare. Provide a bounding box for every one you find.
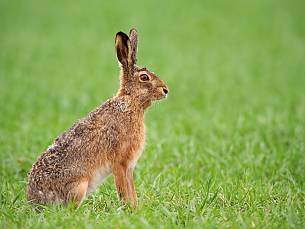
[27,28,169,208]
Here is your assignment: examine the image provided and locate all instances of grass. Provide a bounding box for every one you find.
[0,0,305,228]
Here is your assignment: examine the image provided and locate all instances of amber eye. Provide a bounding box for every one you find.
[139,74,150,81]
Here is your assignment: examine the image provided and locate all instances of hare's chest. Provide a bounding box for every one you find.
[126,123,146,168]
[130,137,145,169]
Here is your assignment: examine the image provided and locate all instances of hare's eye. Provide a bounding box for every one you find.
[139,74,150,82]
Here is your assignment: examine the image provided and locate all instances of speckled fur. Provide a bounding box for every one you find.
[27,28,169,208]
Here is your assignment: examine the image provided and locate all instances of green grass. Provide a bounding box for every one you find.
[1,0,305,228]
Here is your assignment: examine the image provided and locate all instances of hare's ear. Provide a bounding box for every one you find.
[115,32,132,68]
[129,28,138,65]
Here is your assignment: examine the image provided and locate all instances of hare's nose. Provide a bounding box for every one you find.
[162,87,168,95]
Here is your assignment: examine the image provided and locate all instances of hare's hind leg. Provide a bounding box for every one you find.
[66,180,88,207]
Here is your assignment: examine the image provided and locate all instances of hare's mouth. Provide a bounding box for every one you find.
[155,87,168,100]
[156,93,167,101]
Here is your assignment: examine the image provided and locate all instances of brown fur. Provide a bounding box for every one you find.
[27,28,169,208]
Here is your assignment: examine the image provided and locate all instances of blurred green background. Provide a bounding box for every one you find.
[0,0,304,228]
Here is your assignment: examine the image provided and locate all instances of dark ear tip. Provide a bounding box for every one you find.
[115,31,129,39]
[116,31,125,36]
[115,31,130,45]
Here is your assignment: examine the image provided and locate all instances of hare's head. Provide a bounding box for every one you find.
[115,28,169,108]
